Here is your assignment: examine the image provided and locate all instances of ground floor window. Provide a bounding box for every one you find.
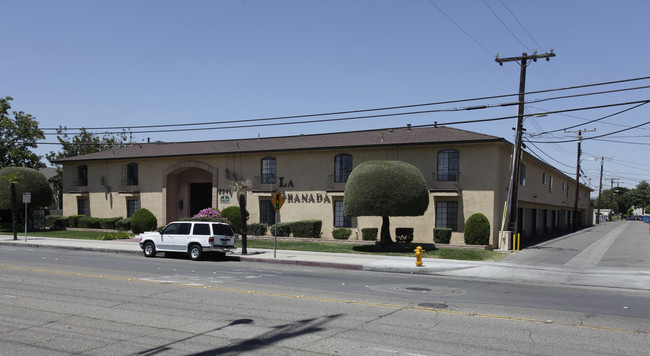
[435,201,458,231]
[334,200,351,227]
[77,197,90,216]
[126,199,140,218]
[259,199,275,225]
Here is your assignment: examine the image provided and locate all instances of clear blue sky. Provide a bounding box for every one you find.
[2,0,650,196]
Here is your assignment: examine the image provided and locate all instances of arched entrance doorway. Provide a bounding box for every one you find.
[162,162,218,224]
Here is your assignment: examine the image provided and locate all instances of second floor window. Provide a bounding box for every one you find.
[76,165,88,186]
[261,157,276,184]
[123,163,138,186]
[334,154,352,183]
[437,149,459,181]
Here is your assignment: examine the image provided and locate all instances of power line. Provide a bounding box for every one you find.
[499,0,545,50]
[482,0,531,52]
[528,116,650,144]
[426,0,496,57]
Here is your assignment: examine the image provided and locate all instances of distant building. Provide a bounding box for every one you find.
[53,126,592,247]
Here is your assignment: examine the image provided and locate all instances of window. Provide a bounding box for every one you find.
[123,163,138,186]
[334,200,351,227]
[437,149,459,181]
[212,223,234,236]
[126,199,140,218]
[163,222,191,235]
[549,176,553,193]
[77,197,90,216]
[259,199,276,225]
[261,157,276,184]
[193,223,210,235]
[435,201,458,231]
[334,154,352,183]
[566,185,570,198]
[542,173,547,184]
[519,163,526,186]
[76,165,88,186]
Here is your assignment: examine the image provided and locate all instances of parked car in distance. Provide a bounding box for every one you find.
[139,221,236,261]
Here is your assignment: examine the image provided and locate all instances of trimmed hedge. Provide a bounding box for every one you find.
[332,228,352,240]
[115,218,131,232]
[270,222,292,237]
[97,232,131,240]
[464,213,490,245]
[290,220,322,238]
[395,227,414,244]
[78,216,101,229]
[248,223,268,236]
[361,228,378,241]
[46,215,68,231]
[433,228,452,244]
[68,215,85,228]
[100,217,123,229]
[130,208,157,234]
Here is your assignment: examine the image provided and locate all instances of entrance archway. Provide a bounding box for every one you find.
[162,161,218,224]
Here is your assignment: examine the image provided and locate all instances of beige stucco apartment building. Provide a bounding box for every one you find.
[55,126,592,247]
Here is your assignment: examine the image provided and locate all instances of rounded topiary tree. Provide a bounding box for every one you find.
[464,213,490,245]
[344,160,429,249]
[220,206,249,234]
[130,208,157,234]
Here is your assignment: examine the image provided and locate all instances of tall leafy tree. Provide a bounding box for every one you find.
[46,127,134,207]
[344,160,429,249]
[0,96,45,169]
[0,167,52,239]
[630,181,650,214]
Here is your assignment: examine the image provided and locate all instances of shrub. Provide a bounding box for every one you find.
[130,208,158,234]
[361,228,378,241]
[68,215,85,228]
[248,223,268,236]
[464,213,490,245]
[270,222,292,237]
[100,217,123,230]
[332,228,352,240]
[97,232,131,240]
[290,220,322,238]
[220,206,249,234]
[395,227,414,244]
[433,228,452,244]
[78,216,101,229]
[115,218,131,232]
[47,215,68,231]
[193,208,222,219]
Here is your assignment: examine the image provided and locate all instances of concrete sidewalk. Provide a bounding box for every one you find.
[1,229,649,293]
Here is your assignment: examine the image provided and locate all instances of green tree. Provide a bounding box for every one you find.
[0,167,53,239]
[629,181,650,215]
[344,160,429,249]
[0,96,45,169]
[46,127,134,209]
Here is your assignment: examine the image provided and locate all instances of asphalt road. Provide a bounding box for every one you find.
[0,247,648,355]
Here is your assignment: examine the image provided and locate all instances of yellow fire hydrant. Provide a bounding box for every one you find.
[414,246,425,267]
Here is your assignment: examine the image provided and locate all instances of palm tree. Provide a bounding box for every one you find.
[231,178,252,255]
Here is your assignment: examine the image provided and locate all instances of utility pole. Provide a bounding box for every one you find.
[610,177,621,218]
[565,129,595,231]
[496,50,555,247]
[595,156,612,224]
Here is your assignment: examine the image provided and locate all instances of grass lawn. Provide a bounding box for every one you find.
[0,224,503,261]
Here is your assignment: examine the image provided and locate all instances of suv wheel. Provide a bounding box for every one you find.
[188,244,203,261]
[143,241,156,257]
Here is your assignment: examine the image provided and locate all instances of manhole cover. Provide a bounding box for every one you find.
[406,287,432,292]
[418,303,449,309]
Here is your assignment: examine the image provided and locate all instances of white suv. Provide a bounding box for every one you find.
[139,221,236,261]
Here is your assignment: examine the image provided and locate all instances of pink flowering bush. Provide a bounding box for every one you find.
[193,208,222,219]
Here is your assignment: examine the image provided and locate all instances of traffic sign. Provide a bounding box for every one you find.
[272,191,284,212]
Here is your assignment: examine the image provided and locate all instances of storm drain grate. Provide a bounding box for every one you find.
[406,287,432,292]
[418,303,449,309]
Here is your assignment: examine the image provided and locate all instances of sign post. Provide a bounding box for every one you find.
[271,191,284,258]
[22,192,31,242]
